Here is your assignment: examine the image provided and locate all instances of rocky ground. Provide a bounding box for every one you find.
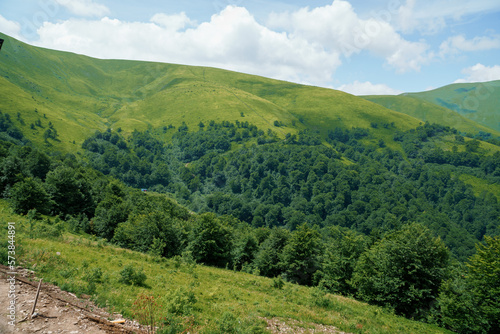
[0,265,145,334]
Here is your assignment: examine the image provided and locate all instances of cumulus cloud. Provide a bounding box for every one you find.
[454,63,500,83]
[35,6,340,85]
[440,35,500,57]
[0,14,22,40]
[337,81,403,95]
[267,0,433,72]
[55,0,110,17]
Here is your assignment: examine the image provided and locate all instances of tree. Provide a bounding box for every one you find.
[280,223,321,285]
[232,229,258,271]
[465,139,480,153]
[93,194,130,240]
[187,213,232,267]
[466,236,500,332]
[436,263,488,333]
[351,223,450,318]
[254,227,290,277]
[9,177,53,215]
[317,226,368,295]
[44,166,94,216]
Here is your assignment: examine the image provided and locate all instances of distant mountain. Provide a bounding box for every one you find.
[405,81,500,133]
[362,94,500,137]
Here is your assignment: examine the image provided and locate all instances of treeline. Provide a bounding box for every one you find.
[1,137,498,331]
[81,122,499,261]
[1,120,499,332]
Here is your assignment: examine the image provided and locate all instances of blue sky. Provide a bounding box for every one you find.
[1,0,500,94]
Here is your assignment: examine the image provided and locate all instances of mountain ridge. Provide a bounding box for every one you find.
[0,32,425,151]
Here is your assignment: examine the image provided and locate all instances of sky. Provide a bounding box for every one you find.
[1,0,500,95]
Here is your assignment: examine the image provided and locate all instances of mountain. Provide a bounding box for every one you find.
[0,32,423,151]
[1,33,499,333]
[405,81,500,133]
[362,94,500,137]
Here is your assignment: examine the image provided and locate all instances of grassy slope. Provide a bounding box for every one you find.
[362,94,500,137]
[0,33,424,153]
[1,201,451,333]
[404,81,500,133]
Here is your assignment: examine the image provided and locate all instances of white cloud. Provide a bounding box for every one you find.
[267,0,433,72]
[55,0,110,17]
[396,0,500,34]
[440,35,500,57]
[337,81,403,95]
[35,6,340,86]
[454,63,500,83]
[150,12,195,31]
[396,0,445,34]
[0,14,22,40]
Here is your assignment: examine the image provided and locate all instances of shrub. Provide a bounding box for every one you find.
[310,286,332,308]
[133,294,161,334]
[164,287,197,316]
[118,264,147,286]
[272,276,284,290]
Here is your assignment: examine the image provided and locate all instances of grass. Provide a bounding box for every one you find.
[362,94,500,137]
[459,174,500,201]
[1,32,497,161]
[1,32,424,155]
[405,80,500,133]
[0,203,452,333]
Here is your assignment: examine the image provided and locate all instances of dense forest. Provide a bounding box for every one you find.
[1,118,499,333]
[80,121,500,261]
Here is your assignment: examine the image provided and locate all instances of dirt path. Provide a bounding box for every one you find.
[0,265,145,334]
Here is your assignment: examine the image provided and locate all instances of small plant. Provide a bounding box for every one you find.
[171,255,182,269]
[164,287,197,316]
[272,276,285,290]
[119,264,147,286]
[133,293,161,334]
[159,315,196,334]
[216,312,238,334]
[310,286,332,308]
[84,267,103,283]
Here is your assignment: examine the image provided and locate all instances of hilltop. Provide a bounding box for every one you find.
[0,32,423,151]
[362,94,500,137]
[405,81,500,133]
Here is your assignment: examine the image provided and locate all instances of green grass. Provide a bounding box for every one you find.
[0,201,451,333]
[404,81,500,133]
[2,32,497,160]
[362,94,500,137]
[0,33,424,154]
[459,174,500,201]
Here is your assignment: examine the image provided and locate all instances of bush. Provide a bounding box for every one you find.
[352,223,450,318]
[310,286,332,308]
[164,287,197,316]
[272,276,284,290]
[118,264,147,286]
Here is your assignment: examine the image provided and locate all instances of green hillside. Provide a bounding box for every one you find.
[1,33,500,333]
[0,33,423,152]
[362,94,500,137]
[0,201,452,334]
[405,81,500,133]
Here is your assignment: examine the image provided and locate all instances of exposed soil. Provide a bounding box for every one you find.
[0,265,146,334]
[263,317,350,334]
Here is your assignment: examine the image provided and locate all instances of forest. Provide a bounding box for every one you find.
[1,117,499,333]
